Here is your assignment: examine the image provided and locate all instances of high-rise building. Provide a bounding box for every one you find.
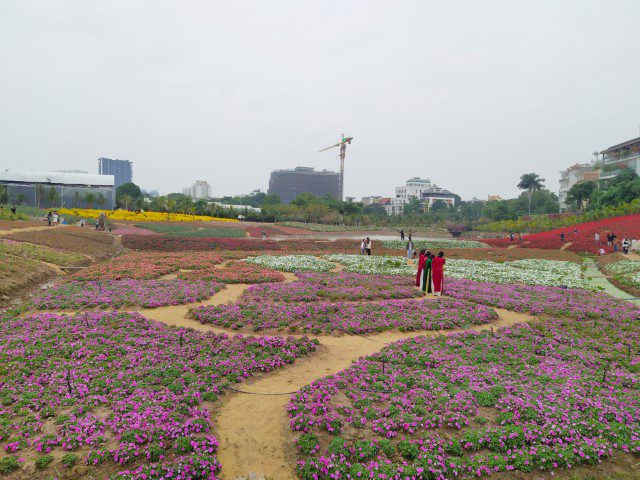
[183,180,211,200]
[98,158,133,188]
[268,167,340,204]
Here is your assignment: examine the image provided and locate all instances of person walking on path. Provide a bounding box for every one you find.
[509,231,514,241]
[360,238,366,255]
[431,251,446,296]
[613,238,620,253]
[415,249,426,286]
[622,238,630,254]
[365,237,372,256]
[560,232,565,243]
[595,232,600,245]
[421,251,433,293]
[400,230,405,241]
[406,239,414,259]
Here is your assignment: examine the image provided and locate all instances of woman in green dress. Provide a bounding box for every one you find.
[421,251,433,293]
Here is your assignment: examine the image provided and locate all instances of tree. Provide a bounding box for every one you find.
[567,181,597,211]
[83,192,96,209]
[0,185,8,205]
[116,182,142,199]
[47,186,59,208]
[262,194,281,206]
[73,191,82,208]
[517,173,545,214]
[594,170,640,208]
[403,196,422,215]
[16,193,25,206]
[120,194,133,210]
[35,184,46,208]
[430,200,449,212]
[97,192,106,209]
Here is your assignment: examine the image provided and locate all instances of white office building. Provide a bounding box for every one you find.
[183,180,212,200]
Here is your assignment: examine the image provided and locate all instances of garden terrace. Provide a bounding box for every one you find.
[133,223,246,238]
[0,239,88,267]
[122,235,281,252]
[0,255,57,297]
[6,227,117,259]
[58,207,238,223]
[381,239,488,250]
[596,255,640,298]
[74,252,225,281]
[31,279,223,309]
[241,255,335,273]
[0,311,316,479]
[482,213,640,254]
[239,273,420,303]
[190,298,497,335]
[444,247,582,263]
[288,316,640,479]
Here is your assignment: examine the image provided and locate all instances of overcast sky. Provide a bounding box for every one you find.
[1,1,639,200]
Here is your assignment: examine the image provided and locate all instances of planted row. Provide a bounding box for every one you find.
[190,298,497,335]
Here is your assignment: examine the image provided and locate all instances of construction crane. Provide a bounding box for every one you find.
[319,134,353,201]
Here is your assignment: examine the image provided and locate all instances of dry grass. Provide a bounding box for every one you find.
[7,227,117,259]
[0,254,56,296]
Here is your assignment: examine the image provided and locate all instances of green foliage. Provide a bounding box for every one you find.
[61,453,77,468]
[296,433,319,455]
[35,454,54,469]
[567,181,597,211]
[0,456,19,474]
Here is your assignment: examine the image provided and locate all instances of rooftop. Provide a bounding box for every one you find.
[600,136,640,155]
[0,169,114,187]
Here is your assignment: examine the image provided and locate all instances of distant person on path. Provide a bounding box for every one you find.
[46,211,52,226]
[509,231,514,241]
[408,230,413,242]
[518,232,523,241]
[415,249,426,286]
[406,239,414,259]
[606,233,612,246]
[560,232,565,243]
[573,227,578,235]
[400,230,405,241]
[421,251,433,293]
[595,232,600,245]
[360,238,366,255]
[431,251,446,296]
[261,230,267,241]
[598,247,606,256]
[10,205,16,215]
[365,237,372,256]
[613,238,620,253]
[80,218,85,227]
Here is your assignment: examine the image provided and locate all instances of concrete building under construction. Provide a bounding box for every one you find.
[268,167,340,204]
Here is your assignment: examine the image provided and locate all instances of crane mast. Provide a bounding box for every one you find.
[319,134,352,201]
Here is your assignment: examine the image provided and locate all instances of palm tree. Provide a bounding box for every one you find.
[73,191,82,208]
[35,184,46,208]
[517,173,545,214]
[83,192,96,209]
[120,194,133,211]
[47,186,59,208]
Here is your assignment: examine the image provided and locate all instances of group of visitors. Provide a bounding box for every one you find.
[399,229,413,241]
[360,237,372,255]
[46,211,62,226]
[595,231,637,255]
[508,231,523,241]
[415,250,445,295]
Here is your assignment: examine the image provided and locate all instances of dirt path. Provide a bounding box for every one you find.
[0,225,57,236]
[213,307,534,480]
[560,242,573,251]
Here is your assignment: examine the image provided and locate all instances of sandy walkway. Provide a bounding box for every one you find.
[0,225,57,236]
[213,307,533,479]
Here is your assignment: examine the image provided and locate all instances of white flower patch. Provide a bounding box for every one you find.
[324,254,414,276]
[382,239,488,250]
[603,259,640,275]
[241,255,335,273]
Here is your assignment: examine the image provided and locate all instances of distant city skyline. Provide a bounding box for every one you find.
[2,1,639,201]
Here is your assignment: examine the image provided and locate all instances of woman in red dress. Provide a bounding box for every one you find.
[431,251,445,296]
[415,249,426,286]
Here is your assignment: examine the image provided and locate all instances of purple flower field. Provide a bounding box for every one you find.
[241,272,421,303]
[445,278,640,321]
[31,279,223,309]
[287,314,640,479]
[191,298,497,335]
[0,311,317,478]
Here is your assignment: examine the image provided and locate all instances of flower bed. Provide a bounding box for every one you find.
[31,279,223,309]
[481,213,640,253]
[0,311,316,477]
[324,255,414,276]
[190,298,497,334]
[240,273,420,303]
[0,255,56,296]
[58,208,238,223]
[135,223,246,238]
[445,258,588,289]
[444,278,640,320]
[382,239,488,250]
[74,252,225,280]
[241,255,335,273]
[288,317,640,478]
[178,262,285,284]
[122,235,281,252]
[110,225,159,235]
